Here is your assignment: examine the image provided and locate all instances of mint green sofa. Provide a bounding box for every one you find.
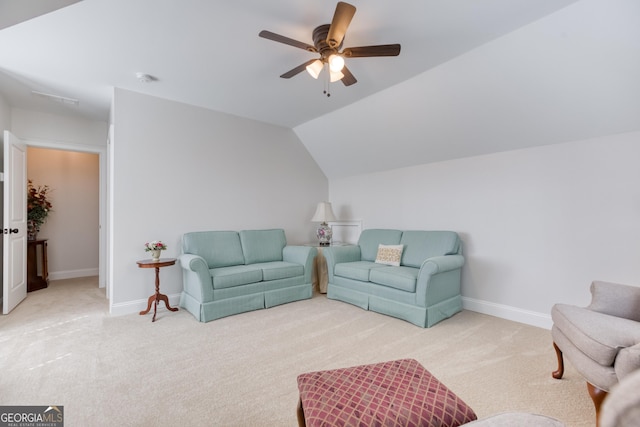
[324,229,464,328]
[178,229,317,322]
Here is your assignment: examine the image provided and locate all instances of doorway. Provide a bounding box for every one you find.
[27,146,101,287]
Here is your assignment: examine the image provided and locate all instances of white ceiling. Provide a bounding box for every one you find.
[0,0,579,126]
[1,0,639,179]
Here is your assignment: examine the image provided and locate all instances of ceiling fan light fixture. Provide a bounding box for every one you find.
[306,60,323,79]
[328,54,345,72]
[329,69,344,82]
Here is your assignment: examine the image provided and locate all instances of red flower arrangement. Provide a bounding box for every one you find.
[27,179,53,238]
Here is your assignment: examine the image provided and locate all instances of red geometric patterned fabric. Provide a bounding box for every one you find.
[297,359,477,427]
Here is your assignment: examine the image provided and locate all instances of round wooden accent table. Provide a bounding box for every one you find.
[136,258,179,322]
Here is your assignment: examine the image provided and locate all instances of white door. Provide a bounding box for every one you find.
[2,131,27,314]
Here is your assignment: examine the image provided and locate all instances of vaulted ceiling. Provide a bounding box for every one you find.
[1,0,638,178]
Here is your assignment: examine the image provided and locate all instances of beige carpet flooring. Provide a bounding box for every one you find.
[0,277,594,426]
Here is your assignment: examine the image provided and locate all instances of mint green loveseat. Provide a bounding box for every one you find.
[178,229,317,322]
[324,229,465,328]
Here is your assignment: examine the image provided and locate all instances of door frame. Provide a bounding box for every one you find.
[23,138,108,295]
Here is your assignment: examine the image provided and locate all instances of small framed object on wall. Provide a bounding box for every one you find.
[328,220,363,244]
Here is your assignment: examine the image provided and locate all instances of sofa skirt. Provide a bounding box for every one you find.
[180,282,313,323]
[327,283,462,328]
[181,291,265,322]
[265,283,312,308]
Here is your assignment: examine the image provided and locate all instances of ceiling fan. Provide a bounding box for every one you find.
[259,1,401,89]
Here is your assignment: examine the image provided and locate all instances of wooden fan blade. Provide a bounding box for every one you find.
[342,44,401,58]
[341,66,357,86]
[259,30,317,52]
[280,59,318,79]
[327,2,356,49]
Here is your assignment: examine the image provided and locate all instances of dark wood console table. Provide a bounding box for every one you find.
[137,258,179,322]
[27,239,49,292]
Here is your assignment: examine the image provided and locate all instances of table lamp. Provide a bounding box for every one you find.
[311,202,337,246]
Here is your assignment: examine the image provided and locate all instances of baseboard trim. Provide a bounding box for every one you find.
[462,296,552,330]
[110,293,181,317]
[49,268,99,281]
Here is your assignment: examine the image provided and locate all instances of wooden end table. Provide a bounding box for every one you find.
[27,239,49,292]
[136,258,179,322]
[304,242,353,294]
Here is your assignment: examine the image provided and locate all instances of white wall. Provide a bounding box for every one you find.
[0,92,10,300]
[11,108,108,146]
[0,92,10,139]
[27,147,99,279]
[110,89,328,314]
[0,91,10,177]
[329,131,640,328]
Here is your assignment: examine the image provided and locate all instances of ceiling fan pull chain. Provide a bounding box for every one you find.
[324,63,331,97]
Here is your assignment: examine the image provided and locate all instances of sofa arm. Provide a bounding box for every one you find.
[415,254,465,307]
[420,255,465,275]
[587,281,640,322]
[178,254,213,303]
[283,245,317,284]
[323,246,362,282]
[614,342,640,380]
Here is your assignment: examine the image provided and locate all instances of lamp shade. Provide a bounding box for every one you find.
[306,60,323,79]
[311,202,337,223]
[329,70,344,82]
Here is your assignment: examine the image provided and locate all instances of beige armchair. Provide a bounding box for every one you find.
[551,280,640,425]
[600,366,640,427]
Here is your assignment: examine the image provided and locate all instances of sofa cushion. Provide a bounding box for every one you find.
[335,261,387,282]
[375,244,404,266]
[358,229,403,262]
[370,266,419,292]
[239,229,286,264]
[210,265,263,289]
[551,304,640,366]
[183,231,245,268]
[588,281,640,322]
[400,231,460,268]
[255,261,304,281]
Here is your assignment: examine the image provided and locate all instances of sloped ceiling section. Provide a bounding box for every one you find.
[0,0,81,30]
[295,0,640,179]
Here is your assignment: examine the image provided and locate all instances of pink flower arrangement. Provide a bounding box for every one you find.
[144,240,167,252]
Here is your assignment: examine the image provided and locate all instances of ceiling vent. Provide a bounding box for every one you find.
[31,90,79,106]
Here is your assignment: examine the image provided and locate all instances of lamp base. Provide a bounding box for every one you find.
[316,222,333,247]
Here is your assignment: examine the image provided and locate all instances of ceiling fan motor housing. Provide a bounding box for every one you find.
[313,24,342,61]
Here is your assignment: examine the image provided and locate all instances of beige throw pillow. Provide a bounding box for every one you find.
[375,244,404,266]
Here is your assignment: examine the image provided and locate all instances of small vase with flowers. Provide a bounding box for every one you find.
[145,240,167,261]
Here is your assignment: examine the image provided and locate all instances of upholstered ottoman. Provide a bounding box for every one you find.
[296,359,477,427]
